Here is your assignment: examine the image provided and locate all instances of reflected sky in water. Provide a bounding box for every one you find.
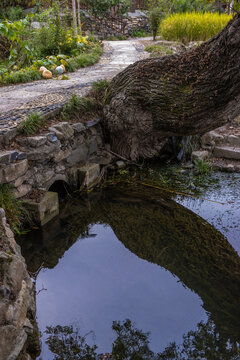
[174,173,240,253]
[37,224,207,358]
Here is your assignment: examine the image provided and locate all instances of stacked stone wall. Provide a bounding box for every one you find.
[82,11,150,38]
[0,119,111,199]
[0,209,40,360]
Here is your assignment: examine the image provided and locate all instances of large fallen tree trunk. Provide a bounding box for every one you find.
[103,15,240,160]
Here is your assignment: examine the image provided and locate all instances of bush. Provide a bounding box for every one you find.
[160,12,232,42]
[172,0,213,13]
[150,7,166,40]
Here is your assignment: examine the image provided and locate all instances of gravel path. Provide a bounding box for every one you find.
[0,39,148,134]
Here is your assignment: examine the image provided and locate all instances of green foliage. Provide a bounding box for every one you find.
[150,7,166,40]
[91,78,110,93]
[66,45,102,72]
[82,0,130,17]
[131,29,151,38]
[0,18,36,66]
[2,67,41,84]
[61,95,96,120]
[32,1,71,57]
[0,184,27,234]
[194,158,212,175]
[0,6,26,21]
[18,111,45,135]
[160,12,232,42]
[172,0,214,13]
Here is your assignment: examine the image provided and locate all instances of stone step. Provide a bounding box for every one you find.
[213,146,240,160]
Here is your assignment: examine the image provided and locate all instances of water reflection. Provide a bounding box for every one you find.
[18,185,240,357]
[44,318,240,360]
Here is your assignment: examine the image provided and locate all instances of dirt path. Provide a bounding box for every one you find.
[0,39,148,134]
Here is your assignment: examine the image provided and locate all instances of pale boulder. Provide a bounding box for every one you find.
[60,64,66,72]
[42,70,53,79]
[39,66,47,73]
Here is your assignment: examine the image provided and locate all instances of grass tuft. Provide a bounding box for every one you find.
[18,112,45,135]
[145,44,173,57]
[61,94,96,120]
[0,184,27,234]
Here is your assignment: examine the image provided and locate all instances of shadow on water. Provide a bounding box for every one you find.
[18,184,240,358]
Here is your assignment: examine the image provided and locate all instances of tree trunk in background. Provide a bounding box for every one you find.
[77,0,82,33]
[103,15,240,160]
[72,0,78,37]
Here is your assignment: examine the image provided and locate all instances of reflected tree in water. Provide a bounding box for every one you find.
[45,325,97,360]
[45,319,240,360]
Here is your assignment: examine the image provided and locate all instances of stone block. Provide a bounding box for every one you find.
[201,131,224,146]
[24,142,60,161]
[0,151,19,164]
[13,184,32,199]
[27,136,47,148]
[46,132,58,143]
[72,123,86,133]
[88,138,98,154]
[66,144,89,165]
[78,163,100,189]
[213,146,240,160]
[51,122,74,139]
[226,134,240,147]
[22,191,59,226]
[0,159,28,183]
[192,150,209,162]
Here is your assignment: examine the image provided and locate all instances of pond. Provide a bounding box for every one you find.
[17,170,240,359]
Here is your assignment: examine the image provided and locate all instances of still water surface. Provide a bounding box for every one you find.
[18,171,240,359]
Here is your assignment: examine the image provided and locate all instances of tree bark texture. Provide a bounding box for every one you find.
[103,15,240,160]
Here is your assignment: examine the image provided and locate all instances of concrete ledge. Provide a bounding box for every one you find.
[22,191,59,226]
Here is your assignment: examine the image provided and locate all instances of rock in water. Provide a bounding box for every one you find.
[56,66,64,74]
[42,70,53,79]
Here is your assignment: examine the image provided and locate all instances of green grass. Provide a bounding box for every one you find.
[160,12,232,42]
[145,44,173,57]
[91,78,110,93]
[0,184,27,234]
[0,44,103,85]
[61,94,96,120]
[18,112,45,135]
[66,45,103,72]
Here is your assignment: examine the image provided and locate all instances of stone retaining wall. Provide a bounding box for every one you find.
[0,208,40,360]
[0,119,111,199]
[82,11,149,38]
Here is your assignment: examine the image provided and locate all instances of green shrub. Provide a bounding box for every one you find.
[150,7,166,40]
[131,29,151,38]
[4,68,41,84]
[160,12,232,42]
[18,112,45,135]
[172,0,214,13]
